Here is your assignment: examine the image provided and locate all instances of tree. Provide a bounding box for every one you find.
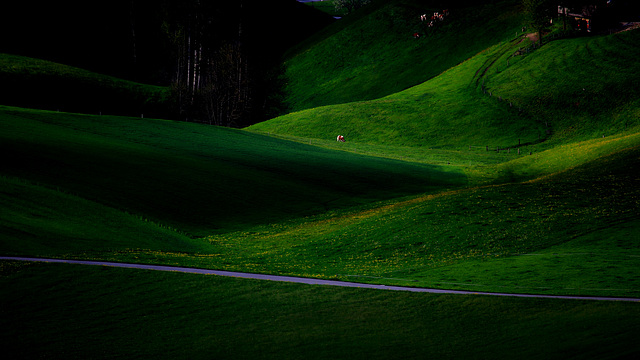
[199,42,253,127]
[161,0,252,126]
[523,0,555,45]
[557,0,586,31]
[333,0,371,15]
[159,0,333,127]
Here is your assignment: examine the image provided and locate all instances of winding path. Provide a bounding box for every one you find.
[2,256,639,302]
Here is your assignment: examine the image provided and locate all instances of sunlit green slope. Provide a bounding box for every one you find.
[482,29,640,143]
[252,29,640,171]
[193,141,640,297]
[284,0,525,112]
[240,28,640,298]
[252,45,545,150]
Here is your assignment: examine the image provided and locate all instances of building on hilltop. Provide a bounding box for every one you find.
[558,0,640,33]
[558,1,610,32]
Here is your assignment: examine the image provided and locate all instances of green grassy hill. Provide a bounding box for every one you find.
[283,0,526,112]
[252,44,545,150]
[483,29,640,143]
[198,143,640,297]
[251,25,640,179]
[0,105,464,249]
[2,263,639,359]
[1,1,640,358]
[243,9,640,297]
[0,54,169,118]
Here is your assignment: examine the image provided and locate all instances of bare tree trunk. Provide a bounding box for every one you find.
[129,0,137,70]
[166,0,255,126]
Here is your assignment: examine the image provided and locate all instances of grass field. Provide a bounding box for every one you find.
[251,44,546,149]
[2,102,638,298]
[255,26,640,150]
[2,262,639,359]
[90,142,638,298]
[1,0,640,358]
[482,28,640,143]
[0,106,465,241]
[0,53,169,118]
[284,0,526,112]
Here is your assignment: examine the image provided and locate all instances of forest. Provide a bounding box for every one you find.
[0,0,334,126]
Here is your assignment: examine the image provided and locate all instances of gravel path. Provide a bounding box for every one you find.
[2,256,639,302]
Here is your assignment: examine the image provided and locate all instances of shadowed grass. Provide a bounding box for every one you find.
[1,262,639,359]
[0,53,169,117]
[0,176,208,256]
[76,144,640,298]
[0,106,465,240]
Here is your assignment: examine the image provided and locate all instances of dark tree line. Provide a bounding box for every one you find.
[146,0,334,126]
[157,0,336,127]
[522,0,555,44]
[333,0,371,15]
[158,0,274,126]
[0,0,333,126]
[158,0,334,127]
[160,1,252,126]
